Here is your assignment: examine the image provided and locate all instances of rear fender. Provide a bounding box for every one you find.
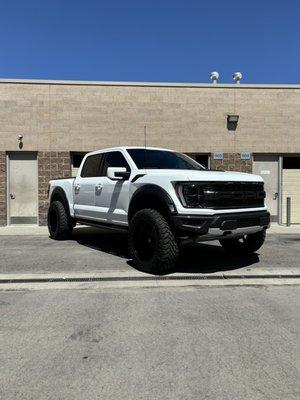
[50,187,72,218]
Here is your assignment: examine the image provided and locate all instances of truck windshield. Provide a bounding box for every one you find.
[127,149,205,170]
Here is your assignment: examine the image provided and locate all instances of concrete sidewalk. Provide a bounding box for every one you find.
[0,225,49,235]
[268,223,300,234]
[0,223,299,235]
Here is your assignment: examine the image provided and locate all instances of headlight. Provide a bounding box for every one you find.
[175,183,204,207]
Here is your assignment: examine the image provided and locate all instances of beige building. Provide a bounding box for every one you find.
[0,79,299,226]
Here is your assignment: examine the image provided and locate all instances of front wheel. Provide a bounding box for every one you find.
[219,229,266,255]
[128,209,179,275]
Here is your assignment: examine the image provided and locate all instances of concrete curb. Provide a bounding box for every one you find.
[0,267,298,281]
[0,269,299,291]
[0,278,299,291]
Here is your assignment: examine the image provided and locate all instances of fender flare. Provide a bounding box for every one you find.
[128,184,177,222]
[49,187,71,218]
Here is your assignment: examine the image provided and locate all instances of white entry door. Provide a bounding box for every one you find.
[253,154,279,222]
[8,153,38,224]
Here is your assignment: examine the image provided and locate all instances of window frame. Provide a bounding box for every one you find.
[126,148,205,171]
[100,151,131,177]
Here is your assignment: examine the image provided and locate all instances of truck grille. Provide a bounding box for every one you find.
[182,181,265,209]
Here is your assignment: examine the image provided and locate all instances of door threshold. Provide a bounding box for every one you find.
[8,224,39,226]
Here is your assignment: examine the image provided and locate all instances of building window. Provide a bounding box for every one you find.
[71,152,88,176]
[283,156,300,169]
[185,153,209,169]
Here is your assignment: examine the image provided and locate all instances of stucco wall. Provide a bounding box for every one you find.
[0,81,299,154]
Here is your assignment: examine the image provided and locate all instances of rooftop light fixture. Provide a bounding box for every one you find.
[233,72,242,84]
[210,71,219,84]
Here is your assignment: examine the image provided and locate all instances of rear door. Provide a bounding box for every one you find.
[73,153,104,220]
[94,151,131,225]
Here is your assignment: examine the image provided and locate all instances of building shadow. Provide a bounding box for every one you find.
[70,226,260,275]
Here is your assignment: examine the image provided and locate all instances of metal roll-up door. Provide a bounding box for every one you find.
[282,157,300,224]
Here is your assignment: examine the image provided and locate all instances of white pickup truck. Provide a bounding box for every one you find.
[48,147,270,274]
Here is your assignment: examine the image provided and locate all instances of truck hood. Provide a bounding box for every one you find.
[142,169,263,182]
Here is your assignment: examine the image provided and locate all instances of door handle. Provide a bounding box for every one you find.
[95,184,103,195]
[10,193,15,200]
[74,184,80,194]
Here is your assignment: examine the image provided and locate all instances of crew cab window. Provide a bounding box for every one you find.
[101,151,130,176]
[80,154,103,177]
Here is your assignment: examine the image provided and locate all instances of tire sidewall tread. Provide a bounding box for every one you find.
[128,208,179,274]
[48,201,73,240]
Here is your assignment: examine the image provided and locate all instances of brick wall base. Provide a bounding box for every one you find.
[210,153,252,173]
[0,152,6,226]
[38,152,71,225]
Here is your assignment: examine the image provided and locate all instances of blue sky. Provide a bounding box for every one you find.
[0,0,299,83]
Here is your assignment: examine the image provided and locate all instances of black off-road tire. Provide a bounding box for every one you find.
[219,229,266,255]
[128,209,179,275]
[48,200,73,240]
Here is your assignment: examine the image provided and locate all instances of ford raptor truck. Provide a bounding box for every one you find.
[47,147,270,274]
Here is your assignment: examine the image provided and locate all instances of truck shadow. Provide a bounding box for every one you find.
[173,244,259,274]
[71,227,260,274]
[72,228,129,259]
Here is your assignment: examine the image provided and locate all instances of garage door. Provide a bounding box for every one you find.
[282,157,300,224]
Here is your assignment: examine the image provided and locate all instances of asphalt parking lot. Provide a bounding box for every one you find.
[0,228,299,400]
[1,285,299,400]
[0,227,299,275]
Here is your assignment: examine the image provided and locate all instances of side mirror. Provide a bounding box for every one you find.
[107,167,130,181]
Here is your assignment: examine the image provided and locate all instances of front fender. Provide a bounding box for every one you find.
[128,184,177,222]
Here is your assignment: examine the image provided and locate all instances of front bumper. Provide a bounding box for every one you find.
[171,210,270,239]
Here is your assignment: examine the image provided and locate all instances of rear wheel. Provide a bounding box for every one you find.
[48,201,73,240]
[219,229,266,255]
[128,209,179,274]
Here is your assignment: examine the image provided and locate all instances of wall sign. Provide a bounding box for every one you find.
[213,152,223,160]
[241,152,251,160]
